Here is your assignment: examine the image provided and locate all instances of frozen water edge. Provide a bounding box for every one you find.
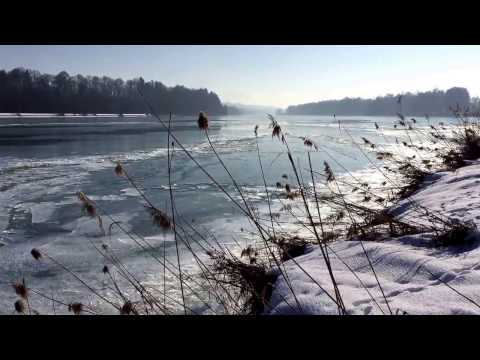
[0,113,148,118]
[268,160,480,315]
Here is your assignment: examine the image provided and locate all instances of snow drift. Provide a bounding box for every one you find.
[268,161,480,315]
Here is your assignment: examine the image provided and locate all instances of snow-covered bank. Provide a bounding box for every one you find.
[268,161,480,315]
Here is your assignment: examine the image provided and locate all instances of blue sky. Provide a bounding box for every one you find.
[1,45,480,108]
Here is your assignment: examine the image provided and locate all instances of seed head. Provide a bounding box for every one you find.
[148,206,171,230]
[84,203,96,217]
[12,280,28,299]
[254,125,259,137]
[14,300,25,314]
[31,248,42,260]
[68,302,83,315]
[272,124,281,139]
[269,115,282,140]
[78,192,96,217]
[114,162,125,177]
[120,301,135,315]
[301,137,318,151]
[77,191,88,204]
[198,112,209,130]
[324,161,335,183]
[102,265,109,274]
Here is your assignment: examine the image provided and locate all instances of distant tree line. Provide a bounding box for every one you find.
[285,87,472,116]
[0,68,227,115]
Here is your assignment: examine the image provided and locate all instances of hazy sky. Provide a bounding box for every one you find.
[1,45,480,108]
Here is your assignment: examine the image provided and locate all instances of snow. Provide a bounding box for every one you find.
[268,160,480,315]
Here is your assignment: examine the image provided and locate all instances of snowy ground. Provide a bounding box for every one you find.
[268,160,480,315]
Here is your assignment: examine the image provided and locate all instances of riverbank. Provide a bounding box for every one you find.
[267,160,480,315]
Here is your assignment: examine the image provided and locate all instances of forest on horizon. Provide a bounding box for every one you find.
[0,68,227,115]
[285,87,475,116]
[1,68,478,118]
